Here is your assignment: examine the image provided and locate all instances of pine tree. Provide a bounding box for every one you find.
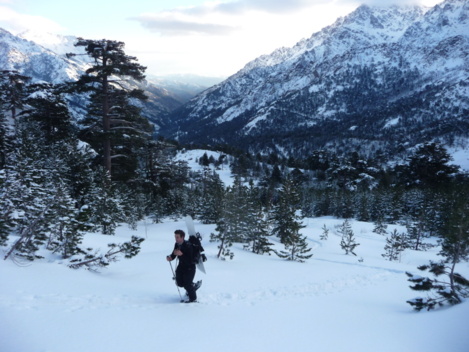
[320,224,329,240]
[211,178,248,260]
[406,187,469,311]
[67,38,149,179]
[0,168,14,246]
[26,82,75,143]
[243,182,273,255]
[406,261,469,311]
[382,229,406,261]
[2,121,54,261]
[211,219,235,260]
[84,168,122,235]
[223,177,250,242]
[373,218,387,236]
[405,220,433,251]
[272,178,312,262]
[0,70,31,121]
[338,219,359,256]
[45,182,87,259]
[69,236,144,271]
[196,168,224,224]
[403,142,460,188]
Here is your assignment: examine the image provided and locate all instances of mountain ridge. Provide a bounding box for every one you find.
[160,0,468,162]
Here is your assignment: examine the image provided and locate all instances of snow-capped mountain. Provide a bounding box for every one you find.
[161,0,468,160]
[0,28,86,83]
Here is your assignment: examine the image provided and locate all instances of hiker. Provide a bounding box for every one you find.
[166,229,197,303]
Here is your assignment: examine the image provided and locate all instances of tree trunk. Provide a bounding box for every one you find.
[102,62,112,176]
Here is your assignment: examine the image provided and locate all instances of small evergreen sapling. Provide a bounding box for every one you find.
[406,261,469,311]
[373,219,387,236]
[337,219,359,256]
[275,231,313,263]
[382,229,406,262]
[320,224,329,240]
[406,221,433,251]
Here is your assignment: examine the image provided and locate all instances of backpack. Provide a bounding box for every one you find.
[188,232,206,264]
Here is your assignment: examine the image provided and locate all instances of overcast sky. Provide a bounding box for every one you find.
[0,0,442,78]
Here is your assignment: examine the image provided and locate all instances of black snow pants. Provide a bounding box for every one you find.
[176,264,196,301]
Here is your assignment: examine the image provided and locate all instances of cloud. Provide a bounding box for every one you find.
[0,6,64,34]
[214,0,325,15]
[131,0,327,36]
[132,13,238,36]
[340,0,439,6]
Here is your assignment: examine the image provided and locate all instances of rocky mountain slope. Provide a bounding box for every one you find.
[161,0,468,161]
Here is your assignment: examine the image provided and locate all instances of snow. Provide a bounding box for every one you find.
[448,146,469,172]
[1,215,468,352]
[174,149,234,186]
[384,116,400,128]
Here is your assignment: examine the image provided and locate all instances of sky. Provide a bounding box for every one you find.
[0,0,442,78]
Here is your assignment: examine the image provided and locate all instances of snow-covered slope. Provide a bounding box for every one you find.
[1,216,468,352]
[162,0,469,161]
[0,28,86,83]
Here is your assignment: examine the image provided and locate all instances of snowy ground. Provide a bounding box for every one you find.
[1,216,468,352]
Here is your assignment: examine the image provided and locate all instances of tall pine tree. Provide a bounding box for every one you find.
[67,38,149,179]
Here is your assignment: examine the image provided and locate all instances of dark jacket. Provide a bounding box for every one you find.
[170,240,194,269]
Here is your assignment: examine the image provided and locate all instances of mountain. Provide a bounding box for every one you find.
[160,0,469,161]
[0,28,85,83]
[147,74,225,103]
[0,28,207,126]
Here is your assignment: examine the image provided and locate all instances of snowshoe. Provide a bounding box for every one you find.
[185,280,202,297]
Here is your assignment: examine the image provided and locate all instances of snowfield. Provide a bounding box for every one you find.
[1,216,468,352]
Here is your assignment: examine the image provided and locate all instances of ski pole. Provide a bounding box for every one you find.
[169,260,184,302]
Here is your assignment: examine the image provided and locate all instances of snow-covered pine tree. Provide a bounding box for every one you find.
[83,167,122,235]
[2,122,54,261]
[373,218,387,236]
[406,187,469,311]
[211,177,253,260]
[45,181,87,259]
[243,182,273,255]
[197,168,224,224]
[226,177,251,240]
[273,177,312,262]
[382,229,406,261]
[403,142,460,188]
[0,168,13,246]
[338,219,359,256]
